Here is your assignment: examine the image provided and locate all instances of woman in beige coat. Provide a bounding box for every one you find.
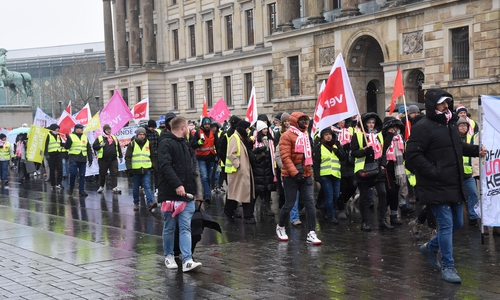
[226,120,256,223]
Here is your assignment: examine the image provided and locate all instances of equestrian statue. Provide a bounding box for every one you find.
[0,48,33,105]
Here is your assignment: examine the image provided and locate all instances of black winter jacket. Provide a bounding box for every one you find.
[405,91,479,206]
[157,131,197,202]
[252,132,276,192]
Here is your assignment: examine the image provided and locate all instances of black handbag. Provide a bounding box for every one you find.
[357,162,379,179]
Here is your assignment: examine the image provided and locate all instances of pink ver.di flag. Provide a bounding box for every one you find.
[100,91,133,135]
[208,98,231,123]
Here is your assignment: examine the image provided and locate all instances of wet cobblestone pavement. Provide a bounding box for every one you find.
[1,174,500,299]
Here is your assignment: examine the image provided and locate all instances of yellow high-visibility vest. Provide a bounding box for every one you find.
[47,134,61,153]
[319,144,341,178]
[463,133,473,175]
[68,134,88,156]
[225,134,240,174]
[131,140,152,169]
[354,132,384,173]
[96,135,120,158]
[0,142,10,160]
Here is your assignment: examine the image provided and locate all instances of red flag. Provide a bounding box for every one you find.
[245,86,258,126]
[131,98,149,123]
[389,69,404,115]
[74,103,91,126]
[65,101,72,115]
[202,97,208,117]
[208,98,231,123]
[315,53,359,136]
[57,109,77,135]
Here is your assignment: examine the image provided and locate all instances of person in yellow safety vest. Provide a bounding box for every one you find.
[312,127,346,224]
[0,133,14,185]
[64,124,93,197]
[93,124,123,194]
[457,117,480,225]
[190,117,218,203]
[351,112,394,232]
[125,127,157,212]
[221,115,243,219]
[44,124,64,190]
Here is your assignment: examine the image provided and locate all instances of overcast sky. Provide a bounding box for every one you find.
[0,0,104,50]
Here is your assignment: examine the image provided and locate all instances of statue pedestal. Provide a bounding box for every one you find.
[0,105,33,128]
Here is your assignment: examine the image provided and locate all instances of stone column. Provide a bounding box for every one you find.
[277,0,300,32]
[339,0,360,17]
[114,0,128,70]
[103,0,115,72]
[306,0,325,25]
[128,0,141,68]
[142,0,156,65]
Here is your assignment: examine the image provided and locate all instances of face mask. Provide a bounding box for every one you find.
[188,125,195,131]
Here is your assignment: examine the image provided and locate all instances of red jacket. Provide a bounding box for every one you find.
[279,112,312,178]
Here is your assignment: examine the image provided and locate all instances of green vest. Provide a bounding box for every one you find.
[68,134,88,156]
[47,134,61,153]
[354,132,384,173]
[319,144,341,178]
[225,134,240,174]
[131,140,152,169]
[96,135,120,158]
[463,133,473,175]
[0,141,10,160]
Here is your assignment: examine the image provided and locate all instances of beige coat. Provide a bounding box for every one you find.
[227,132,255,203]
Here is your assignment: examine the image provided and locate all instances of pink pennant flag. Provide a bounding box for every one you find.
[245,86,258,126]
[208,98,231,123]
[99,91,133,135]
[57,109,77,135]
[74,103,91,126]
[315,53,359,136]
[131,97,149,123]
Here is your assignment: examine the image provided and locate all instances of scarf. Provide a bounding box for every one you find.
[386,134,404,162]
[366,133,382,160]
[466,117,474,136]
[104,133,114,145]
[161,201,187,217]
[254,136,277,182]
[289,125,313,166]
[337,128,352,145]
[385,133,409,200]
[434,109,452,123]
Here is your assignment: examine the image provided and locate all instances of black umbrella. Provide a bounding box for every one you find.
[385,102,425,113]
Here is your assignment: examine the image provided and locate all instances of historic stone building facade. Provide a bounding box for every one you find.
[101,0,499,121]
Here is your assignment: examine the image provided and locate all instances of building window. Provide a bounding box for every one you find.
[225,15,233,50]
[173,29,179,60]
[224,76,232,106]
[136,86,141,101]
[121,88,129,105]
[268,3,277,35]
[189,25,196,57]
[206,20,214,54]
[451,26,469,79]
[246,10,254,46]
[188,81,195,108]
[333,0,341,9]
[172,0,177,4]
[266,70,273,102]
[244,73,252,102]
[109,90,114,98]
[172,84,178,110]
[205,79,213,107]
[289,56,300,95]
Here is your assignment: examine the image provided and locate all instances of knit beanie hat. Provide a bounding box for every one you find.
[256,120,268,132]
[229,115,242,128]
[147,120,157,128]
[202,117,212,125]
[135,127,146,135]
[280,112,290,122]
[408,105,420,114]
[456,104,467,114]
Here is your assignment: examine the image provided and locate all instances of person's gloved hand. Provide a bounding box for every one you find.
[294,173,306,184]
[100,142,106,147]
[364,146,374,155]
[197,138,205,145]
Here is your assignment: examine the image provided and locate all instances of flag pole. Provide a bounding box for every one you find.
[402,95,410,138]
[357,111,369,145]
[478,94,484,244]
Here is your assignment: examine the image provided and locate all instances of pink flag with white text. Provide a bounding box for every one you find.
[208,98,231,123]
[74,103,91,126]
[99,92,133,135]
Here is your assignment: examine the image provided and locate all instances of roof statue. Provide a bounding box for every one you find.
[0,48,33,105]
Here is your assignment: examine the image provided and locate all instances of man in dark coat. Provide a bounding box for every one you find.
[406,88,487,284]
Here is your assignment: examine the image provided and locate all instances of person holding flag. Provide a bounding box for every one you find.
[65,124,93,197]
[93,124,123,194]
[44,124,63,190]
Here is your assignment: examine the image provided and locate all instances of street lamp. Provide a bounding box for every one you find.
[95,96,100,111]
[58,100,63,115]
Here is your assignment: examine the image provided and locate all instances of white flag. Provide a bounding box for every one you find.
[245,86,258,126]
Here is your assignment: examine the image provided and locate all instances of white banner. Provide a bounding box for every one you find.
[33,107,57,128]
[476,95,500,226]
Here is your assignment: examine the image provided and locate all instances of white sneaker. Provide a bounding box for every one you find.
[97,186,104,193]
[182,260,202,272]
[307,231,322,245]
[155,189,158,196]
[276,224,289,241]
[55,184,62,189]
[164,254,177,269]
[112,187,121,194]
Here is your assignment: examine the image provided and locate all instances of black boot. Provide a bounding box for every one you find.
[379,220,395,230]
[390,215,403,225]
[361,222,371,232]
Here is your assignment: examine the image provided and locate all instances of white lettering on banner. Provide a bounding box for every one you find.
[115,127,136,137]
[324,94,343,109]
[77,118,88,123]
[214,111,226,120]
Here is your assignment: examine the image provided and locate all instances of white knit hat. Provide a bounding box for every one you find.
[256,120,268,132]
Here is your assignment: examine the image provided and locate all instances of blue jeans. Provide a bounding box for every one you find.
[198,160,215,198]
[0,160,8,181]
[163,200,195,264]
[132,170,153,205]
[279,176,316,232]
[69,161,86,193]
[321,175,341,219]
[464,177,479,220]
[62,157,69,177]
[289,193,300,223]
[427,203,464,268]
